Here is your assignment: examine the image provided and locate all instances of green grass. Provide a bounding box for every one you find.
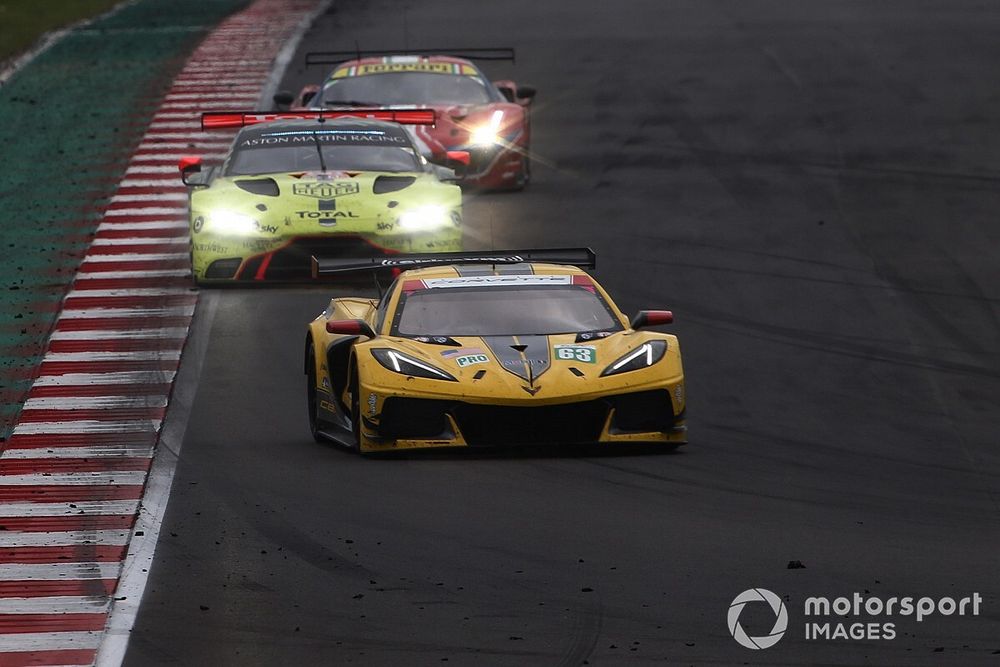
[0,0,124,64]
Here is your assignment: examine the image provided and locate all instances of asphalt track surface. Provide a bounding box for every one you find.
[125,1,1000,664]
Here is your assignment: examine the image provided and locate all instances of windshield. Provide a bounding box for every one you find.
[394,286,622,337]
[323,72,494,106]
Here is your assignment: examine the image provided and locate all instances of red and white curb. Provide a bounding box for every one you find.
[0,1,324,665]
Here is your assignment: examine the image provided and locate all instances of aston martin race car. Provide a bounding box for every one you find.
[276,49,535,190]
[304,249,686,453]
[179,110,466,283]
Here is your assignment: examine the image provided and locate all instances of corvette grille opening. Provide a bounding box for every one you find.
[608,390,676,433]
[378,398,450,439]
[453,401,608,446]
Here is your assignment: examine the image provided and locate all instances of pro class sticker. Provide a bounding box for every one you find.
[455,354,489,368]
[553,345,596,364]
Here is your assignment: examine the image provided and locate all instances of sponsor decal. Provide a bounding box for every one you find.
[377,221,394,231]
[319,400,337,413]
[193,243,227,254]
[192,216,205,233]
[368,393,378,416]
[553,344,596,364]
[294,210,359,220]
[254,222,279,234]
[577,331,612,341]
[293,182,359,199]
[322,377,331,389]
[674,384,684,406]
[422,275,573,288]
[332,62,480,78]
[455,354,489,368]
[240,132,408,148]
[441,347,485,358]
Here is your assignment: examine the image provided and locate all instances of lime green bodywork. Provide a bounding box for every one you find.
[189,170,462,281]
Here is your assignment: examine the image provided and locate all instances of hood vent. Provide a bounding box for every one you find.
[235,178,280,197]
[373,175,416,194]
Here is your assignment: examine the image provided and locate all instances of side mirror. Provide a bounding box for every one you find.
[630,310,673,330]
[493,80,516,102]
[273,89,295,109]
[179,156,203,186]
[515,85,537,102]
[326,319,376,338]
[445,150,470,178]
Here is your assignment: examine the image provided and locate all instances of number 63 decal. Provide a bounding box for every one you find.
[553,345,597,364]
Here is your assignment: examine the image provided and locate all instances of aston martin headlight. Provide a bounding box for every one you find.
[397,205,449,231]
[600,340,667,377]
[469,110,504,146]
[371,348,457,381]
[208,210,257,235]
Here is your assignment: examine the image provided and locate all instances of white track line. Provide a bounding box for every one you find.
[74,270,191,280]
[50,329,190,341]
[40,352,182,362]
[57,307,196,318]
[12,422,161,436]
[0,597,110,614]
[32,372,177,386]
[2,447,154,459]
[0,530,131,548]
[23,396,169,410]
[0,631,103,653]
[0,472,149,485]
[0,502,139,519]
[0,562,124,580]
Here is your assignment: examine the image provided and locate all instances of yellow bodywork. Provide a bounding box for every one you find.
[306,264,686,453]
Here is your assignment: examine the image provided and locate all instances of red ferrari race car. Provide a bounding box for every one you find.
[275,48,536,191]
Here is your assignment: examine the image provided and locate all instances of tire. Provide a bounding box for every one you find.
[305,343,324,443]
[348,368,362,452]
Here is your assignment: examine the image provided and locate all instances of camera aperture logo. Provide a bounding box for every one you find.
[728,588,983,649]
[728,588,788,649]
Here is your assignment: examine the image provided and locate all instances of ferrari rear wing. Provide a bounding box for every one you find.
[305,48,516,67]
[311,248,595,277]
[200,109,436,130]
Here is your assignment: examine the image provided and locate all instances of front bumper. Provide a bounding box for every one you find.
[192,230,462,282]
[356,389,687,453]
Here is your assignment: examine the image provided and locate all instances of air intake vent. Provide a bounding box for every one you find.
[235,178,280,196]
[373,175,416,194]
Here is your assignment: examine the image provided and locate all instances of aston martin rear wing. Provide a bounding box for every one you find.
[200,108,436,130]
[311,248,595,277]
[305,48,516,67]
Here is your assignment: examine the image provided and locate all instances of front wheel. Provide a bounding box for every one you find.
[348,367,361,452]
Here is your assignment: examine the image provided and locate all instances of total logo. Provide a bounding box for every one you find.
[728,588,788,650]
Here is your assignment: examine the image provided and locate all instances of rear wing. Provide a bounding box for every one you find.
[305,48,516,67]
[311,248,595,278]
[200,108,436,130]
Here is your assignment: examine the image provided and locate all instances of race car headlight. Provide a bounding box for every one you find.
[600,340,667,377]
[397,205,449,231]
[469,110,504,146]
[371,348,457,381]
[208,210,257,235]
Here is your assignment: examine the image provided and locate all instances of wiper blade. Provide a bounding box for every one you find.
[311,131,327,172]
[323,99,382,106]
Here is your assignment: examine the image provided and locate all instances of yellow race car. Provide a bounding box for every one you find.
[304,249,687,453]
